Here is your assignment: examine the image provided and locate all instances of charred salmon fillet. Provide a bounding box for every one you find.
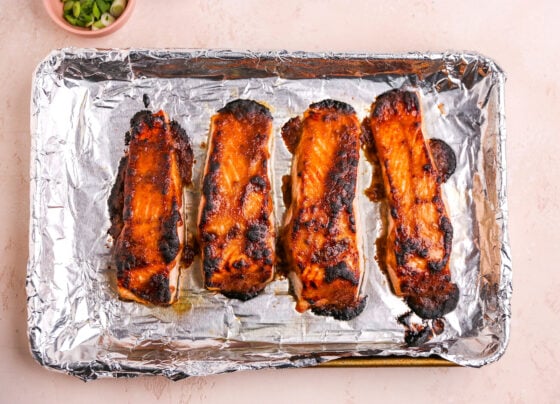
[281,100,366,320]
[198,99,275,300]
[108,110,194,306]
[365,90,459,318]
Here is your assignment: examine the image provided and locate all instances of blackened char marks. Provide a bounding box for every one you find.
[372,90,419,119]
[133,273,171,306]
[402,91,419,113]
[324,261,358,286]
[245,223,273,265]
[199,162,220,226]
[322,114,359,234]
[310,99,356,115]
[311,296,367,321]
[203,160,220,201]
[360,116,374,150]
[221,288,262,302]
[427,216,453,272]
[397,311,446,346]
[182,237,197,268]
[250,175,267,189]
[115,248,143,282]
[108,155,128,240]
[129,110,159,140]
[170,120,195,185]
[428,138,457,183]
[440,215,453,258]
[326,152,358,218]
[406,282,459,319]
[311,239,349,264]
[394,235,428,267]
[158,199,181,264]
[218,99,272,121]
[202,243,221,281]
[404,324,432,346]
[246,224,267,243]
[142,94,150,108]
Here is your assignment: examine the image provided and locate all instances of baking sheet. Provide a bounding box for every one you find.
[27,49,511,380]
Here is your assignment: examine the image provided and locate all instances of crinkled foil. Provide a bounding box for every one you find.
[27,49,511,380]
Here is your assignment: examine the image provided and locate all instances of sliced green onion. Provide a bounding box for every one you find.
[100,12,115,26]
[82,0,94,14]
[92,20,106,29]
[92,2,100,19]
[72,1,81,18]
[63,1,74,12]
[110,0,127,18]
[64,14,78,25]
[96,0,110,14]
[63,0,123,30]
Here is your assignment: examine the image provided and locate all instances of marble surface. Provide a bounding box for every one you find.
[1,0,558,402]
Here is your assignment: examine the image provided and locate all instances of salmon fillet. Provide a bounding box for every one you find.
[365,90,459,318]
[198,99,275,300]
[281,100,366,320]
[109,110,194,306]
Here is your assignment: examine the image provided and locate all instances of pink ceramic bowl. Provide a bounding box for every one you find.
[43,0,135,37]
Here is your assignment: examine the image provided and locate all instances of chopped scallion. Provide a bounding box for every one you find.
[110,0,127,17]
[63,1,74,12]
[92,20,106,29]
[92,3,100,19]
[61,0,127,31]
[100,12,115,26]
[72,2,81,18]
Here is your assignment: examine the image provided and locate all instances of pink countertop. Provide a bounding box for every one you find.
[1,1,558,402]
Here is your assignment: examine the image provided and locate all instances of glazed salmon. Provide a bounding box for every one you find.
[281,100,366,320]
[198,100,275,300]
[109,110,194,305]
[365,90,459,318]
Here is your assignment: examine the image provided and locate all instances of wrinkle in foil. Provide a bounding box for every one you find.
[27,49,511,380]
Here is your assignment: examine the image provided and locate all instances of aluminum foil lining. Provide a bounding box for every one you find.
[27,49,511,380]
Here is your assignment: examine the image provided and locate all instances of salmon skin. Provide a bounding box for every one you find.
[364,90,459,319]
[108,110,194,306]
[198,99,275,300]
[281,100,366,320]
